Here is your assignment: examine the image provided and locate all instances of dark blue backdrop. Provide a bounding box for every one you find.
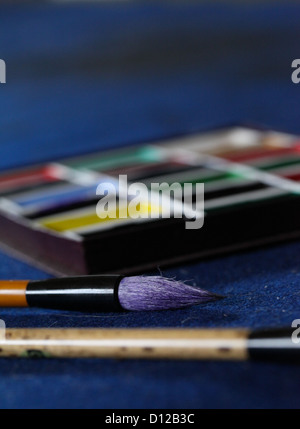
[0,1,300,409]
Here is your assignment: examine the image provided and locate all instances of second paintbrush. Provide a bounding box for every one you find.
[0,275,223,312]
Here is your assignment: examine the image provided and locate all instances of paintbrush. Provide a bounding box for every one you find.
[0,275,222,312]
[0,327,298,361]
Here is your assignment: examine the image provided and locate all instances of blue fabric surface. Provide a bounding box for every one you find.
[0,1,300,409]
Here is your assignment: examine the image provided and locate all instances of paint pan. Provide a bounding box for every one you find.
[0,125,299,276]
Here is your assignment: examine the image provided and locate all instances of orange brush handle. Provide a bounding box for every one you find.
[0,281,29,307]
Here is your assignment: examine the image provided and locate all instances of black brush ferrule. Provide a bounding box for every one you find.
[248,327,300,363]
[26,275,123,312]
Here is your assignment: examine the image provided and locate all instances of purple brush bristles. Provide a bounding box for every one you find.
[118,276,223,311]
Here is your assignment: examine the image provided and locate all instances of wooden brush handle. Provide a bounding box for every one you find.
[0,281,29,307]
[0,276,122,311]
[0,328,249,360]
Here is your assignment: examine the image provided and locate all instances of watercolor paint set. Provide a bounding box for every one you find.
[0,125,300,275]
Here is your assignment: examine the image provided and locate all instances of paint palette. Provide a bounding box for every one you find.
[1,125,300,275]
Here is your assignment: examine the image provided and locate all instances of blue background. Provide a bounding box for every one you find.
[0,1,300,408]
